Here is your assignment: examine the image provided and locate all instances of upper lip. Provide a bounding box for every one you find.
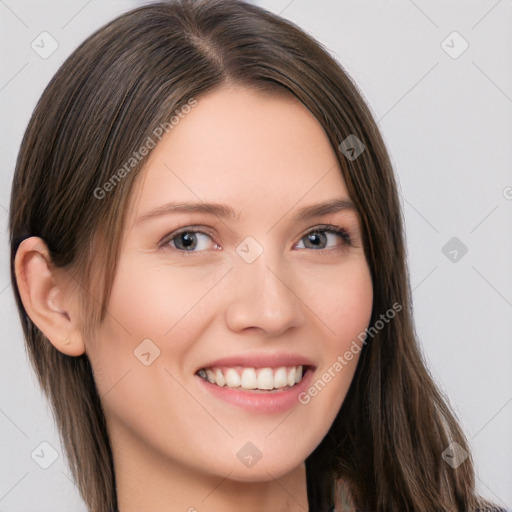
[196,352,316,372]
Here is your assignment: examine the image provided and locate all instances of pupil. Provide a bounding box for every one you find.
[180,232,196,249]
[308,232,325,247]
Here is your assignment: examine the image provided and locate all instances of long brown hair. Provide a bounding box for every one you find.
[9,1,501,511]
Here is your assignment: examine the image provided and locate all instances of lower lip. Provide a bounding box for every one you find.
[196,368,314,413]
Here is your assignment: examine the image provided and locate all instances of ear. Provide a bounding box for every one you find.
[14,236,85,356]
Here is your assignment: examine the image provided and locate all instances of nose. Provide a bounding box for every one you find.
[224,249,305,336]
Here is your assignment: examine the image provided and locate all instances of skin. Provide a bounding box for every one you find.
[15,85,373,512]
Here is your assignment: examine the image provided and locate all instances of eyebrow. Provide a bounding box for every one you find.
[135,198,357,224]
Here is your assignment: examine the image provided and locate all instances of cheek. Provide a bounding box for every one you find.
[96,257,223,344]
[297,260,373,409]
[304,258,373,346]
[335,267,373,345]
[83,259,214,452]
[84,256,227,395]
[107,261,214,334]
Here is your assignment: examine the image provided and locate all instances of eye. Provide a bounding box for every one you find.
[161,227,220,252]
[295,225,352,251]
[159,224,353,254]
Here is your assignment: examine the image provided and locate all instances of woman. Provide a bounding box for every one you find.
[9,1,506,511]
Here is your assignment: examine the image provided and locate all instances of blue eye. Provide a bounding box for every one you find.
[160,224,352,254]
[296,225,352,250]
[164,228,218,252]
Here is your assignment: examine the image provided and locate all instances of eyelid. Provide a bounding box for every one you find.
[297,224,353,248]
[301,223,350,237]
[158,225,218,248]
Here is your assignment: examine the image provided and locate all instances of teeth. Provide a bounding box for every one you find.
[214,368,225,387]
[274,367,288,388]
[198,365,305,391]
[225,368,241,388]
[287,367,296,387]
[295,366,302,384]
[240,368,257,389]
[257,368,274,390]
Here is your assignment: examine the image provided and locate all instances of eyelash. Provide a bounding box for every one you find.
[158,224,353,254]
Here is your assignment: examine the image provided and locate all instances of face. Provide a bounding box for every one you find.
[85,85,373,483]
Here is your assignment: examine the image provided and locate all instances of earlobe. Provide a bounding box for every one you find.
[14,237,85,357]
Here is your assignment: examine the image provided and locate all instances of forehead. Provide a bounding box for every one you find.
[127,85,351,223]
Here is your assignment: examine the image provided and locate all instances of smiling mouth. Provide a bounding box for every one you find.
[196,365,310,391]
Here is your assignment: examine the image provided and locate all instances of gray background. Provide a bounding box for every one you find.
[1,1,511,510]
